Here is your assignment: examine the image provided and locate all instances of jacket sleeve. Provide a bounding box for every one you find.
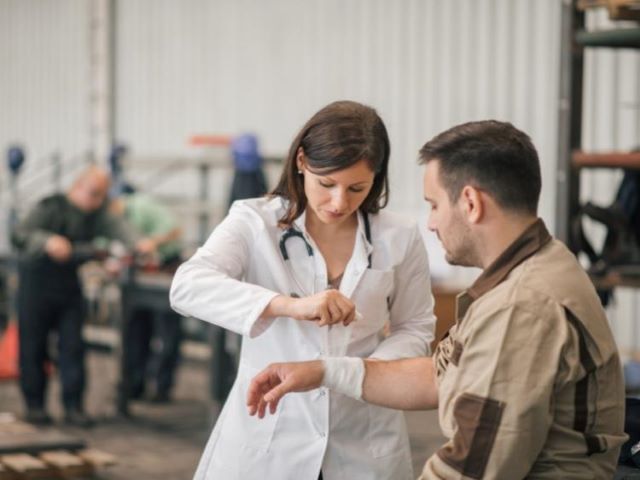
[169,202,280,338]
[93,209,140,249]
[370,224,436,360]
[11,201,55,259]
[421,303,565,480]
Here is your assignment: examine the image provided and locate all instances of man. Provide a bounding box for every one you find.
[247,121,626,479]
[110,188,183,402]
[11,166,136,427]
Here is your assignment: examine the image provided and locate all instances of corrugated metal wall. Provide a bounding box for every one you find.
[0,0,564,228]
[0,0,90,170]
[113,0,562,286]
[0,0,90,251]
[115,0,561,224]
[1,0,639,352]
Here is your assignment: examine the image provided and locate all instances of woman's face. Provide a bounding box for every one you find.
[298,155,376,226]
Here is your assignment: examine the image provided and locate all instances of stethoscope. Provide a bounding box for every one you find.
[279,212,372,298]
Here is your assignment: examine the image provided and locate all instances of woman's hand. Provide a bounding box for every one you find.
[293,289,356,326]
[263,290,356,326]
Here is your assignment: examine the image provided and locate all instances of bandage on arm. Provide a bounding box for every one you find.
[321,357,365,400]
[323,356,438,410]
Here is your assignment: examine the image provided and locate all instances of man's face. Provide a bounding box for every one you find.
[71,173,109,212]
[423,160,476,267]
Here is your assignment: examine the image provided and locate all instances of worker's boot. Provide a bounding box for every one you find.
[150,390,170,404]
[25,408,53,426]
[64,408,95,428]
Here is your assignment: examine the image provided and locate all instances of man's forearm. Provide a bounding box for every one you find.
[154,227,181,246]
[361,357,438,410]
[247,356,438,418]
[12,227,52,259]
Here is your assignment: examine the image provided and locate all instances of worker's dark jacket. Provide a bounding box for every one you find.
[11,193,134,295]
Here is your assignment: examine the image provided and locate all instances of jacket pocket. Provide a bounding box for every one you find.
[352,269,394,337]
[210,361,282,472]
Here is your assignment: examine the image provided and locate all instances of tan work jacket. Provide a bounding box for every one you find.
[420,219,626,479]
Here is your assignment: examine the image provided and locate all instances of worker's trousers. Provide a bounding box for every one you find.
[125,307,181,397]
[17,283,86,411]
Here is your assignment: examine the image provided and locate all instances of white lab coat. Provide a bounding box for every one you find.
[170,196,436,480]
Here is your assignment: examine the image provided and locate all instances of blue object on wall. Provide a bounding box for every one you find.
[7,146,25,175]
[109,144,128,176]
[231,134,262,172]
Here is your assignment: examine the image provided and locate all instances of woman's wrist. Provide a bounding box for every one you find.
[262,295,298,319]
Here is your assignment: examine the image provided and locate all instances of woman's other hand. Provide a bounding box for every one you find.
[262,290,356,327]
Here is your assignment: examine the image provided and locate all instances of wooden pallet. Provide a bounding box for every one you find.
[0,449,116,479]
[577,0,640,21]
[0,416,116,479]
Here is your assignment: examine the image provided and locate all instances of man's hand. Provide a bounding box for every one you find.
[247,360,324,418]
[45,235,72,262]
[135,237,157,255]
[103,257,123,277]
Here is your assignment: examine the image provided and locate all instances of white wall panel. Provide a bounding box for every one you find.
[0,0,573,278]
[0,0,90,165]
[115,0,562,285]
[114,0,561,225]
[0,0,90,251]
[3,1,640,352]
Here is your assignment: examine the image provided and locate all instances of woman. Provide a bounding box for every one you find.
[170,100,435,480]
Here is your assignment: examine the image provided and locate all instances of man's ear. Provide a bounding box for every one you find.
[460,185,483,224]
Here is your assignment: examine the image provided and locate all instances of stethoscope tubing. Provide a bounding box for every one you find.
[278,212,372,298]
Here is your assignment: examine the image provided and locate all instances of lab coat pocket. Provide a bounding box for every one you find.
[367,403,409,458]
[210,361,282,472]
[352,269,394,337]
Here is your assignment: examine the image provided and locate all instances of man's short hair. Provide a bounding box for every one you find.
[419,120,541,215]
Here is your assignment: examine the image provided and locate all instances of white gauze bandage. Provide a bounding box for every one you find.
[321,356,365,400]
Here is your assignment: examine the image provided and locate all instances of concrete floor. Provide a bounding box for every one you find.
[0,350,446,479]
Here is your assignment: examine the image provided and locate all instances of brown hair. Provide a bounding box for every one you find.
[272,100,390,226]
[419,120,541,215]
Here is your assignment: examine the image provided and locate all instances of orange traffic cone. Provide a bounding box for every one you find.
[0,322,19,380]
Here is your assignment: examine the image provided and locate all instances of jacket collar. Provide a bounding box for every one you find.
[352,210,374,268]
[456,218,552,321]
[291,208,374,260]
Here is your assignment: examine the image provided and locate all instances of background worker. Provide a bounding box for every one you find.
[11,166,137,427]
[110,187,183,402]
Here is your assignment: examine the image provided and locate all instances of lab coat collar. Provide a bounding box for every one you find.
[292,208,308,237]
[286,207,373,300]
[356,209,374,259]
[291,208,374,260]
[340,210,372,299]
